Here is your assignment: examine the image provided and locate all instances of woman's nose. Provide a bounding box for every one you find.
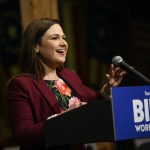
[60,38,67,46]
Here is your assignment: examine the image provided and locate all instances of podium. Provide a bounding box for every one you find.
[44,85,150,147]
[44,100,114,147]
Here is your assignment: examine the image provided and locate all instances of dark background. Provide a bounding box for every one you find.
[0,0,150,149]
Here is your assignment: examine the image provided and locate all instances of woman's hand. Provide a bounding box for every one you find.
[101,64,126,95]
[65,102,87,112]
[60,102,87,114]
[48,102,87,119]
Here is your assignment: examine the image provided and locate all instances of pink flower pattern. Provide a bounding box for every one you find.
[68,96,81,107]
[54,79,71,97]
[46,78,81,110]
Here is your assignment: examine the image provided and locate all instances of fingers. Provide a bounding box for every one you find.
[81,102,87,105]
[106,74,115,86]
[110,64,126,77]
[120,71,126,77]
[106,64,126,87]
[68,102,87,110]
[109,64,121,78]
[109,64,115,77]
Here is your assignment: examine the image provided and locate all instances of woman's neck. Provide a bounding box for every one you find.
[43,67,59,80]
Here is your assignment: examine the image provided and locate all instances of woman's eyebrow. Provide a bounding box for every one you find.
[48,34,66,38]
[48,34,59,37]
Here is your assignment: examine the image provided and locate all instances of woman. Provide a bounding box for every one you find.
[7,18,126,150]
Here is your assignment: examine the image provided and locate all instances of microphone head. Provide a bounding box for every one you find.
[112,56,123,66]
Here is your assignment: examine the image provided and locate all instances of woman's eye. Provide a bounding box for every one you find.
[50,36,58,40]
[49,35,67,40]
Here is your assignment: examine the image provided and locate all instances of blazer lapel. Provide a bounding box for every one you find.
[58,71,82,97]
[32,79,61,113]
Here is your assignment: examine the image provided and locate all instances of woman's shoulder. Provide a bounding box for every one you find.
[8,74,34,85]
[10,73,33,80]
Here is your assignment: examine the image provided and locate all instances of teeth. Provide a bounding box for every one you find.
[56,49,65,52]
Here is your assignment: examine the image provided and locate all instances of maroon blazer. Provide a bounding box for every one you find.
[7,68,101,150]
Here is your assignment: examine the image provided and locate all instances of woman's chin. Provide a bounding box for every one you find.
[58,58,66,64]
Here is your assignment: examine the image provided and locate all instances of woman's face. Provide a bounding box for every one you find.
[37,24,68,68]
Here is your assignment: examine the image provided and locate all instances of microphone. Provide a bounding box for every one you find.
[112,56,150,85]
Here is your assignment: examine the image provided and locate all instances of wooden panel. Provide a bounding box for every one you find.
[19,0,58,30]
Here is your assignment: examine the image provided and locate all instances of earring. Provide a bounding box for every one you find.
[35,48,39,53]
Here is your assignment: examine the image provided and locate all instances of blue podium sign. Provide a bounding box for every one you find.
[111,86,150,140]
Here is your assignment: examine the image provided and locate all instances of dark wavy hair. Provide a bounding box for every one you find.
[20,18,62,80]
